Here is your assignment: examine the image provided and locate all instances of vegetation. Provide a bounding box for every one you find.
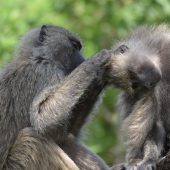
[1,0,170,165]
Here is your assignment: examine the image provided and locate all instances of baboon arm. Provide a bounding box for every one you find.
[123,95,157,161]
[67,73,103,137]
[143,120,165,162]
[30,50,110,141]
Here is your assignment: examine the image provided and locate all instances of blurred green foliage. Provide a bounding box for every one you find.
[1,0,170,166]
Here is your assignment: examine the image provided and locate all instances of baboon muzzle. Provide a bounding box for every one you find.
[129,63,162,90]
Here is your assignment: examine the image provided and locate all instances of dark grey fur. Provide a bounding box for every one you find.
[0,25,131,170]
[116,25,170,170]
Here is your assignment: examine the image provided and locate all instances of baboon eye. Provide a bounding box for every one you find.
[118,45,129,54]
[69,37,82,50]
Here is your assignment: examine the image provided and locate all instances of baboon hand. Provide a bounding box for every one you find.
[125,159,156,170]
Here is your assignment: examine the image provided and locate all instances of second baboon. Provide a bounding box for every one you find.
[0,25,133,170]
[114,25,170,170]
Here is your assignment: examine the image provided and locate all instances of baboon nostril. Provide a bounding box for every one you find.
[145,76,161,89]
[146,82,154,88]
[144,70,161,89]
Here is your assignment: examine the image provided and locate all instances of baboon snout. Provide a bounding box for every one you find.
[143,71,161,89]
[129,62,162,90]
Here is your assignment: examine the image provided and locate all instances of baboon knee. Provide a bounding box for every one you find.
[5,128,78,170]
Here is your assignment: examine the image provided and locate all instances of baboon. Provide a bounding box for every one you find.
[0,25,132,170]
[115,25,170,170]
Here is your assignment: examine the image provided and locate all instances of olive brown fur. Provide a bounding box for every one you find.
[116,25,170,170]
[0,25,132,170]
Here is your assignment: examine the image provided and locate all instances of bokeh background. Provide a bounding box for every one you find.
[1,0,170,166]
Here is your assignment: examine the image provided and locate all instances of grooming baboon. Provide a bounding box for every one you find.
[114,25,170,170]
[0,25,132,170]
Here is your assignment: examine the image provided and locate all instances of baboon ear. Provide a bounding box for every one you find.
[39,25,48,42]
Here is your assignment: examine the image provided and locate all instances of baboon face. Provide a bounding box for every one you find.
[20,25,85,74]
[114,44,162,94]
[39,25,85,72]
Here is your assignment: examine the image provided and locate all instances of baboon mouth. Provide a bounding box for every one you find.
[132,81,142,89]
[128,71,141,90]
[132,81,140,89]
[131,80,150,92]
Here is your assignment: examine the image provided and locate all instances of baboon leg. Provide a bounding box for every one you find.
[4,128,79,170]
[62,134,109,170]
